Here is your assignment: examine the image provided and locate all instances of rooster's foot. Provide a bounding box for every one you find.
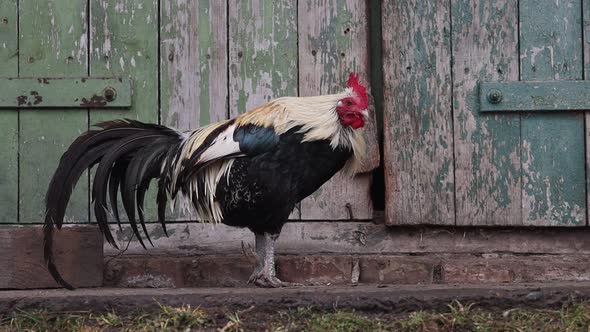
[248,273,301,288]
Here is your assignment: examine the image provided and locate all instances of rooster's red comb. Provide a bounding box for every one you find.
[347,72,369,109]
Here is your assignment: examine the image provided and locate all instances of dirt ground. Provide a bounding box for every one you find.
[2,282,590,330]
[1,282,590,314]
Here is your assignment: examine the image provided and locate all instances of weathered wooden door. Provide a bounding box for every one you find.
[161,0,379,224]
[384,0,589,226]
[0,0,378,227]
[0,1,158,225]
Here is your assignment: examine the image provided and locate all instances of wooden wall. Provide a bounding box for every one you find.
[0,0,379,225]
[384,0,589,226]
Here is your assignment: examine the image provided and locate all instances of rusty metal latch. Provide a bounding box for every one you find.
[480,81,590,112]
[0,77,131,109]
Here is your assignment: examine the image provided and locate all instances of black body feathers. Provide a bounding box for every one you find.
[218,128,351,233]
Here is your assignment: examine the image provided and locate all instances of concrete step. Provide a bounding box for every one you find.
[2,282,590,314]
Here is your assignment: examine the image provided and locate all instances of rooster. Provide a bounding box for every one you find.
[44,73,369,289]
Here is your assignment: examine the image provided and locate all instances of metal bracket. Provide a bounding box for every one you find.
[0,77,131,109]
[480,81,590,112]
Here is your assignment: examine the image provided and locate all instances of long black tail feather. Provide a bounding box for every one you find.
[108,161,127,233]
[44,119,184,289]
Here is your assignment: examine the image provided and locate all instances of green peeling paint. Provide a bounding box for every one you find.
[91,0,159,222]
[383,0,455,225]
[229,0,298,115]
[452,0,522,225]
[19,0,89,223]
[520,0,585,226]
[0,0,18,223]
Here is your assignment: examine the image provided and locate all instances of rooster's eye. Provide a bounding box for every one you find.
[346,100,353,106]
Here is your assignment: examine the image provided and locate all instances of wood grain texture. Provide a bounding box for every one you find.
[161,0,228,131]
[584,0,590,225]
[160,0,228,221]
[228,0,300,219]
[90,0,159,222]
[0,1,18,223]
[298,0,375,220]
[479,81,590,112]
[0,78,132,108]
[90,0,158,123]
[520,0,585,226]
[228,0,298,116]
[19,0,89,223]
[382,0,454,225]
[0,226,103,289]
[452,0,521,225]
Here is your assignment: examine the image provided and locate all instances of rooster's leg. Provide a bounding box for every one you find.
[248,232,283,288]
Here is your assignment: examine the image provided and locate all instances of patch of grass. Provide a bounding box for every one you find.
[2,300,590,331]
[1,309,90,332]
[0,304,209,332]
[390,301,590,332]
[270,307,387,332]
[219,306,251,332]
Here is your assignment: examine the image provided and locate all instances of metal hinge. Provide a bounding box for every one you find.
[0,77,131,109]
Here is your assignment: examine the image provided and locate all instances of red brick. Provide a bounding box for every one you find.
[276,255,353,284]
[359,256,435,284]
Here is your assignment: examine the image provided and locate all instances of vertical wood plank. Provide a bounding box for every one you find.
[520,0,585,226]
[584,0,590,224]
[90,0,158,123]
[19,0,89,223]
[0,1,18,223]
[228,0,298,117]
[228,0,299,218]
[160,0,228,221]
[161,0,228,131]
[90,0,159,222]
[382,0,454,225]
[298,0,376,220]
[452,0,521,225]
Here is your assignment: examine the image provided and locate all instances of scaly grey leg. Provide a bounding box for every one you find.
[248,232,282,287]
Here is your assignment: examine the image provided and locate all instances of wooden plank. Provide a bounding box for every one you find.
[106,222,590,256]
[0,1,18,223]
[520,0,585,226]
[19,0,89,223]
[452,0,521,225]
[90,0,158,123]
[298,0,375,220]
[0,226,103,289]
[228,0,299,218]
[90,0,159,222]
[160,0,228,222]
[0,78,131,108]
[161,0,228,130]
[228,0,298,116]
[382,0,454,225]
[480,81,590,112]
[584,0,590,225]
